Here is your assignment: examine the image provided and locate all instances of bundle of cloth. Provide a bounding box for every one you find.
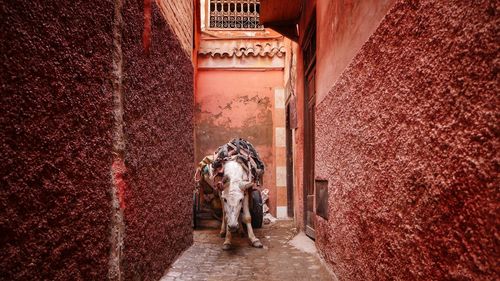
[211,138,265,187]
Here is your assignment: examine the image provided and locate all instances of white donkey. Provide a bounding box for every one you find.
[216,160,263,250]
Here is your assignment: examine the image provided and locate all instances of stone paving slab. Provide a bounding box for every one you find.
[160,221,334,281]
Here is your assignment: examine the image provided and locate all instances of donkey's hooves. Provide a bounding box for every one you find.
[219,232,226,238]
[252,240,263,248]
[222,244,231,251]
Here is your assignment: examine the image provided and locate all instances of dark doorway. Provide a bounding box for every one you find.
[286,104,294,218]
[302,18,316,239]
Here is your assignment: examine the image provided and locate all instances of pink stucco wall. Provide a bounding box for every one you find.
[315,0,499,279]
[195,70,283,216]
[293,0,395,230]
[316,0,395,103]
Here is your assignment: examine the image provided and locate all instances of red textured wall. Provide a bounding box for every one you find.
[315,0,499,280]
[292,44,306,230]
[195,70,282,216]
[1,1,114,279]
[1,1,194,280]
[121,2,194,280]
[316,0,395,104]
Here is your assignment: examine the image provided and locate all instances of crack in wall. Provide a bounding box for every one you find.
[109,0,126,279]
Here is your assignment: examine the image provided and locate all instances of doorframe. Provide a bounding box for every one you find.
[302,13,316,239]
[285,103,294,218]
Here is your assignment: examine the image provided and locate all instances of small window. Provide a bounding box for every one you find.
[209,0,263,30]
[315,179,328,220]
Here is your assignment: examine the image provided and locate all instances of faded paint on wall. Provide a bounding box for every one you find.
[196,70,283,215]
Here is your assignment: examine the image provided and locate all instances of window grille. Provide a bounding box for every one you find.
[209,0,263,29]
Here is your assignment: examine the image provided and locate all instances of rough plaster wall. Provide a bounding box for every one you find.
[315,0,499,280]
[0,1,114,279]
[316,0,395,104]
[121,2,194,280]
[156,0,193,58]
[293,49,306,230]
[195,70,281,215]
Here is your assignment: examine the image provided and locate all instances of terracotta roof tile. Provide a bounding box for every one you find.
[198,41,286,58]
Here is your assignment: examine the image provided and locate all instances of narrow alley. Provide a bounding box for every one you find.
[161,221,333,281]
[2,0,498,280]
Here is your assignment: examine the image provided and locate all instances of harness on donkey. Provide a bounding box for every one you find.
[194,138,265,229]
[211,138,265,189]
[195,138,265,190]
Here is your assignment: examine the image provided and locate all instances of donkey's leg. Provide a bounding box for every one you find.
[243,192,262,248]
[219,196,226,238]
[238,215,245,237]
[220,211,226,238]
[222,224,232,250]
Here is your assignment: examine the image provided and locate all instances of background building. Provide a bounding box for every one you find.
[194,0,293,218]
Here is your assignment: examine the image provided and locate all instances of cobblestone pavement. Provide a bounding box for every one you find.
[160,220,334,281]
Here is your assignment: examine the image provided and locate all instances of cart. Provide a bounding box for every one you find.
[193,139,265,229]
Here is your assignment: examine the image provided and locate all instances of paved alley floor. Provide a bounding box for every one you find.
[160,221,334,281]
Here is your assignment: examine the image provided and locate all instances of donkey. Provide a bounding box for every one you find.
[218,160,263,250]
[197,159,263,250]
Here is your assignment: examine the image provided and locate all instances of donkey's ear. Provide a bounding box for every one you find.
[239,181,254,190]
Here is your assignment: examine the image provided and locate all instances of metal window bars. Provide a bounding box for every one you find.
[209,0,263,29]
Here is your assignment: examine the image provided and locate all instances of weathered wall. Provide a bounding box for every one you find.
[1,1,194,280]
[1,1,114,279]
[195,70,282,216]
[316,0,395,103]
[120,2,194,280]
[156,0,193,57]
[291,42,306,229]
[292,0,395,229]
[315,0,499,280]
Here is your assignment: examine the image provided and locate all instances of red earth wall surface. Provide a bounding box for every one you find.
[120,2,194,280]
[315,0,499,280]
[1,1,194,280]
[315,0,395,104]
[1,1,114,279]
[195,70,282,216]
[293,0,395,232]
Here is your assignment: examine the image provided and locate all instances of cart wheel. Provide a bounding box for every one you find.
[250,189,263,229]
[193,192,199,229]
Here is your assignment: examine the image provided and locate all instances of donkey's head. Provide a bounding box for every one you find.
[220,160,253,232]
